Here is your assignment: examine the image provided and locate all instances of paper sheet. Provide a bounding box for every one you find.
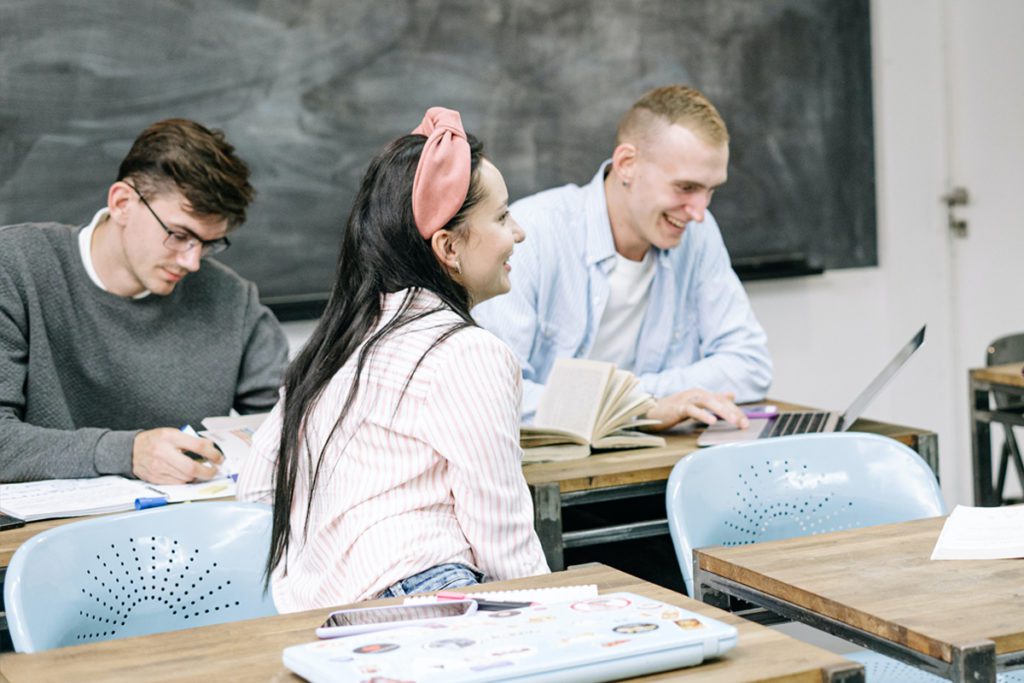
[930,504,1024,560]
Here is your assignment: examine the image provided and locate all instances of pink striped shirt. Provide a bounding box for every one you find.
[238,288,549,612]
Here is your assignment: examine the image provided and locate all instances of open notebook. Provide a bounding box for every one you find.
[283,591,737,682]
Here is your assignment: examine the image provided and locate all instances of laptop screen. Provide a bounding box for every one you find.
[838,325,926,431]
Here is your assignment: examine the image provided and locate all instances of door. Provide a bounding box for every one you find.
[945,0,1024,500]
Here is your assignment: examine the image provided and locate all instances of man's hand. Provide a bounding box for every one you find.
[132,428,225,484]
[644,389,750,432]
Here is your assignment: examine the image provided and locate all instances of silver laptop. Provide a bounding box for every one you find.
[697,325,926,447]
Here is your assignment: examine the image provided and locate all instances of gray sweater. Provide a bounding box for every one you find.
[0,222,290,482]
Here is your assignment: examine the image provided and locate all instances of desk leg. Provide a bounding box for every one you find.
[951,640,996,683]
[971,380,996,506]
[530,483,564,571]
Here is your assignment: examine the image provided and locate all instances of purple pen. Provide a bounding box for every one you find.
[743,405,779,420]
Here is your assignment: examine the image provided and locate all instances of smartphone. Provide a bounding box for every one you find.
[315,600,477,639]
[0,513,26,531]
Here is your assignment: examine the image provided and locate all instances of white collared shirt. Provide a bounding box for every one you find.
[238,289,549,612]
[78,208,150,299]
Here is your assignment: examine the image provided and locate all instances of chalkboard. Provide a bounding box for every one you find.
[0,0,875,315]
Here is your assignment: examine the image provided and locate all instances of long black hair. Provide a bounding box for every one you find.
[265,132,486,584]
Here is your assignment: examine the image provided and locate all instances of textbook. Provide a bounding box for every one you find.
[0,413,267,522]
[520,359,665,462]
[283,591,737,683]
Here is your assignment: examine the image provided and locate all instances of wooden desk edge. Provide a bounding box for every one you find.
[0,564,861,683]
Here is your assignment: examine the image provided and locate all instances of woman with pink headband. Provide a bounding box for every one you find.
[239,107,548,611]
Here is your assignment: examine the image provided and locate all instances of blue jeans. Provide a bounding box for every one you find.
[377,563,483,598]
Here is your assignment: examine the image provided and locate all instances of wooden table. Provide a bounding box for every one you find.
[969,362,1024,506]
[524,400,939,570]
[693,516,1024,682]
[0,564,864,682]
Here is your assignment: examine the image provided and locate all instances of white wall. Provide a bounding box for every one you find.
[747,1,967,506]
[281,0,978,507]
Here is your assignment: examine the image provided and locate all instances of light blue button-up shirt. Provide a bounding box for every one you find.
[473,161,772,422]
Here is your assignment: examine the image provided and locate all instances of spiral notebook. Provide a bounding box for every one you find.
[283,591,737,683]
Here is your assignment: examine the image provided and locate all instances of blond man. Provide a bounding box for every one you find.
[474,85,771,430]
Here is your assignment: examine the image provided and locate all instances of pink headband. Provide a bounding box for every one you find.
[410,107,471,239]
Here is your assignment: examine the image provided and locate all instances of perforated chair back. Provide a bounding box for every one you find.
[3,501,276,652]
[666,432,945,596]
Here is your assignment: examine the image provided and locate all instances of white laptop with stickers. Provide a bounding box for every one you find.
[283,591,737,682]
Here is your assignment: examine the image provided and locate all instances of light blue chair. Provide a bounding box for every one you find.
[666,432,945,598]
[4,501,276,652]
[667,432,1024,682]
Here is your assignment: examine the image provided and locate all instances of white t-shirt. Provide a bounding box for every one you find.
[587,250,657,369]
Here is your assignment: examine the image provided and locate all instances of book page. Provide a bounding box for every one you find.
[520,426,589,447]
[593,370,636,436]
[595,389,657,440]
[521,443,591,463]
[199,425,257,477]
[0,476,154,521]
[931,504,1024,560]
[201,412,270,432]
[592,430,666,450]
[533,359,615,439]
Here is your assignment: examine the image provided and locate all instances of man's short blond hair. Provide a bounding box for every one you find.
[617,85,729,147]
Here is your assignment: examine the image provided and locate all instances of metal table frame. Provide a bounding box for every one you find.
[693,560,1019,683]
[531,431,939,573]
[970,374,1024,506]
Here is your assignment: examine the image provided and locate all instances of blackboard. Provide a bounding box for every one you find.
[0,0,875,314]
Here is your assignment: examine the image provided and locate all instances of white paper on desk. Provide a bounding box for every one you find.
[931,504,1024,560]
[153,477,236,503]
[0,476,154,521]
[201,412,269,432]
[198,427,256,477]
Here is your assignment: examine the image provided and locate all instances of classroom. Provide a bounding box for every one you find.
[0,1,1022,681]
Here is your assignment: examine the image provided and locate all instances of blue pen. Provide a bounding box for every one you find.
[135,497,168,510]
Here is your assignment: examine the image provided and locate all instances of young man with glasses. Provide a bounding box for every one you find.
[0,119,289,484]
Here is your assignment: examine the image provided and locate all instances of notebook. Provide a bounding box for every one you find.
[697,325,926,447]
[282,591,737,683]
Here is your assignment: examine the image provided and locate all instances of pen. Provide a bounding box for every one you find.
[180,424,215,467]
[435,591,533,611]
[743,405,779,420]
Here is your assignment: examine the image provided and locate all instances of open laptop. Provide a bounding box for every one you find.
[697,325,926,447]
[283,591,737,682]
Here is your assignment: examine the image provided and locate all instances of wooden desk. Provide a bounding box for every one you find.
[0,403,937,575]
[969,362,1024,506]
[693,516,1024,682]
[0,564,864,682]
[524,400,938,570]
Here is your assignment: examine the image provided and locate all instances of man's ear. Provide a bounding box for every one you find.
[107,181,134,226]
[611,142,638,186]
[430,229,460,273]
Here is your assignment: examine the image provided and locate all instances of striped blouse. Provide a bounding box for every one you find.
[237,288,549,612]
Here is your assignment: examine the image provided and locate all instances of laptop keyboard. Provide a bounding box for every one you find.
[760,411,830,438]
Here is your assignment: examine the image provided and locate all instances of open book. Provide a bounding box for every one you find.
[0,413,268,522]
[520,359,665,462]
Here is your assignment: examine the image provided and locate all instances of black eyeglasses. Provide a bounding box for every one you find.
[126,183,231,257]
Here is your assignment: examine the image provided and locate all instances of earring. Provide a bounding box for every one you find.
[621,180,630,188]
[453,259,462,275]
